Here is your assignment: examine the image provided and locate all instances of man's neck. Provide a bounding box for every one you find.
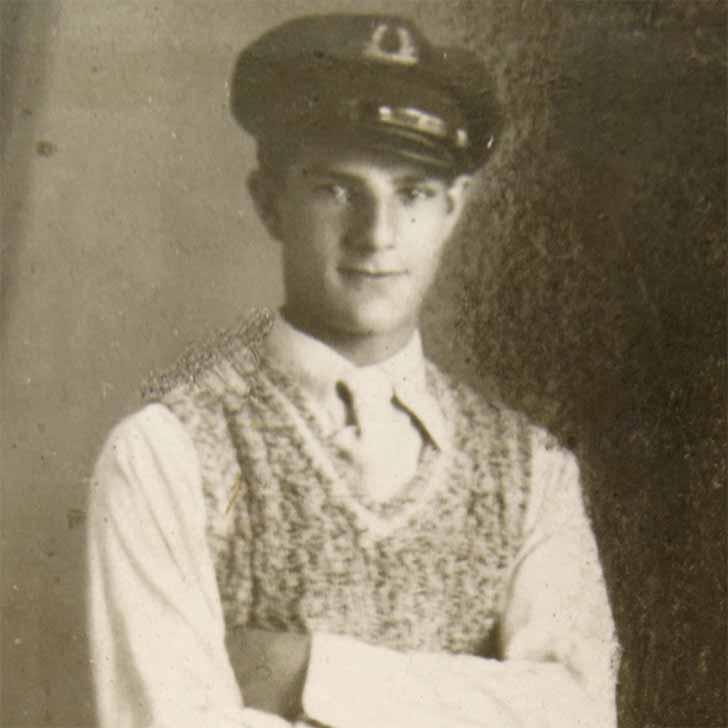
[280,309,417,367]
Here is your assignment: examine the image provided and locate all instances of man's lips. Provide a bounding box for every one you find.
[338,266,407,277]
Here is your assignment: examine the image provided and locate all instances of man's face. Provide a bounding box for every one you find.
[254,142,470,344]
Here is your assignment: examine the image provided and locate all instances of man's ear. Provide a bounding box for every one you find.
[446,174,472,216]
[248,169,282,240]
[443,174,472,235]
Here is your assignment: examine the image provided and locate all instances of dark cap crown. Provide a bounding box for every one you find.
[230,14,501,172]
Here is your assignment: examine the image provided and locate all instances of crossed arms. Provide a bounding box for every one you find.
[88,404,618,728]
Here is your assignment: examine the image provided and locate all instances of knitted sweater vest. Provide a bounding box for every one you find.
[148,312,533,657]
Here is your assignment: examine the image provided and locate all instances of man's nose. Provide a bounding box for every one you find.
[348,193,398,251]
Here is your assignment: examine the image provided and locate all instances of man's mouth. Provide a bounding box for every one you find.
[339,266,406,278]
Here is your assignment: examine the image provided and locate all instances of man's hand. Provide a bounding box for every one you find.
[226,627,311,721]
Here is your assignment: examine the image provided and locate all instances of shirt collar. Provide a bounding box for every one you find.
[264,313,447,448]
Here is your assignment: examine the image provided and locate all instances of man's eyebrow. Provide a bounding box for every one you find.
[301,166,360,182]
[393,174,440,185]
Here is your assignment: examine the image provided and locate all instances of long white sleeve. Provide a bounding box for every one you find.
[301,436,618,728]
[89,403,617,728]
[87,403,291,728]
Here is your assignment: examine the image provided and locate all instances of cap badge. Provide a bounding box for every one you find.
[363,23,418,66]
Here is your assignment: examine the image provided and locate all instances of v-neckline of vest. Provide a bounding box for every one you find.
[246,362,455,538]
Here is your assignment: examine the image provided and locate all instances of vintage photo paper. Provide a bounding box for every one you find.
[2,2,725,727]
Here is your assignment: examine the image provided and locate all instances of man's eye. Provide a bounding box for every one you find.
[398,186,436,204]
[315,183,350,203]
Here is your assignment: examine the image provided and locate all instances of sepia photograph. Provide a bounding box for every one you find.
[2,2,725,727]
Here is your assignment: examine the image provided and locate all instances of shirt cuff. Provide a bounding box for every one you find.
[302,633,419,728]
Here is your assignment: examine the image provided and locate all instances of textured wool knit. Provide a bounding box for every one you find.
[148,310,535,656]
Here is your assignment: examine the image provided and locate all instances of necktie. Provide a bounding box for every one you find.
[333,369,423,502]
[338,368,394,437]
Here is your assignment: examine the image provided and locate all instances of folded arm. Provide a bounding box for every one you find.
[88,404,295,728]
[227,436,618,728]
[90,405,617,728]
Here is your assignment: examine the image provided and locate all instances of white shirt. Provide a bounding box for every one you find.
[88,319,619,728]
[266,317,445,502]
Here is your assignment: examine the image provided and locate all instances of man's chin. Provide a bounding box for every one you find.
[333,310,413,340]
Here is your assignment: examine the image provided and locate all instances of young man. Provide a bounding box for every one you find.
[88,14,618,728]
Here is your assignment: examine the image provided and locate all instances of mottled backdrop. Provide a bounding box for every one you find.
[2,2,725,726]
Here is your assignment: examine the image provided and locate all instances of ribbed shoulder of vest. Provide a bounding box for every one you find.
[140,307,274,413]
[424,359,560,454]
